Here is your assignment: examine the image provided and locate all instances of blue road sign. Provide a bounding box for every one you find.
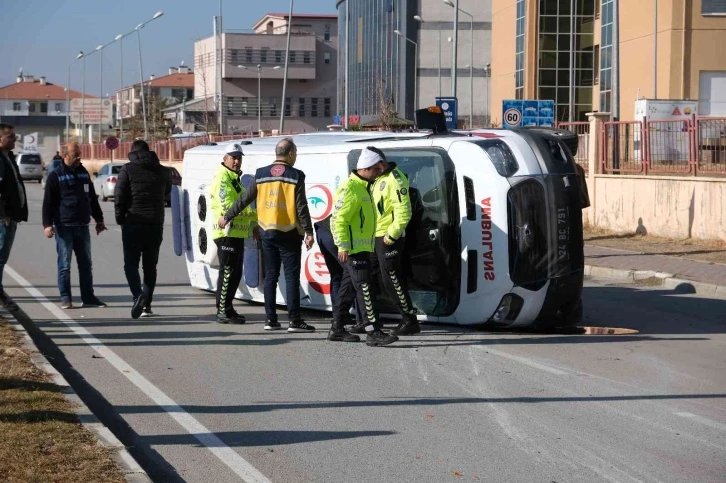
[502,100,555,129]
[435,97,458,130]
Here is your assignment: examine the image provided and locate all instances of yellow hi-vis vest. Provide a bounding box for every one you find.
[210,164,256,240]
[255,161,302,234]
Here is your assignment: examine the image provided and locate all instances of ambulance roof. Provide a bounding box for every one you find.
[182,129,521,158]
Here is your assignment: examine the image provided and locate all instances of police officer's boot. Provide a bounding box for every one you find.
[327,319,361,343]
[391,313,421,336]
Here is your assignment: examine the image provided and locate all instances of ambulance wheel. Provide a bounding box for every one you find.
[559,298,583,327]
[534,298,583,331]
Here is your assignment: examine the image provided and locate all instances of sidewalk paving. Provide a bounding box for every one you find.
[585,244,726,288]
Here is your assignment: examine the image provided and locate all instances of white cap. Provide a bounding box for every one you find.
[357,147,382,170]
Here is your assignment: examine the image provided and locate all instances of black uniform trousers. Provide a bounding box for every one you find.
[371,236,416,316]
[332,252,382,331]
[215,236,244,316]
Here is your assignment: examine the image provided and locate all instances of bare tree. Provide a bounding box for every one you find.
[195,47,215,134]
[375,79,397,130]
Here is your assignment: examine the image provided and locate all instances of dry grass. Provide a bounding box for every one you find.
[584,224,726,265]
[0,319,126,483]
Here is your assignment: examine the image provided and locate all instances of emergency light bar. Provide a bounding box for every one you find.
[414,106,448,134]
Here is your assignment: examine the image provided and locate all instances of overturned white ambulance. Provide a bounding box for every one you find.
[173,109,589,328]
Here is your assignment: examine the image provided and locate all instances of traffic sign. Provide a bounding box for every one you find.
[435,97,458,130]
[105,136,119,151]
[502,100,555,129]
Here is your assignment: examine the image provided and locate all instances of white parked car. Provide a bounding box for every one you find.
[92,162,125,202]
[16,152,43,183]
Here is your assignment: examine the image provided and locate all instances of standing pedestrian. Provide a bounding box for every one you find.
[0,123,28,312]
[114,140,171,319]
[366,146,420,336]
[211,144,257,324]
[42,142,107,309]
[314,215,363,327]
[328,146,398,346]
[219,138,315,333]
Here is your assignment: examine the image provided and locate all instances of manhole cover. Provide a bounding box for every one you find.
[556,326,640,335]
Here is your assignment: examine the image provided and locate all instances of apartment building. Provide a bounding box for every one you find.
[116,66,195,121]
[193,12,338,133]
[492,0,726,122]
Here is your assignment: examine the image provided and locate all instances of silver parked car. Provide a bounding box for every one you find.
[16,152,43,183]
[93,162,125,202]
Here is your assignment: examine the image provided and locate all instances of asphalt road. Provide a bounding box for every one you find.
[5,184,726,483]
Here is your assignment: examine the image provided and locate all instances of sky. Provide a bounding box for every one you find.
[0,0,336,95]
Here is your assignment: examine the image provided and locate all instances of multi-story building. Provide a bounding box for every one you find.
[116,66,194,121]
[336,0,492,126]
[0,72,88,160]
[492,0,726,122]
[193,12,338,134]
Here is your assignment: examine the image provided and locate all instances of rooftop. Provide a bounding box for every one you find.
[130,72,195,89]
[0,80,91,101]
[252,12,337,30]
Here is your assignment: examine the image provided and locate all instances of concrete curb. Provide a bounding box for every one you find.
[584,264,726,300]
[4,316,152,483]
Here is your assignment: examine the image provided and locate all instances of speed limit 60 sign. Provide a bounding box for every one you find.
[502,99,555,130]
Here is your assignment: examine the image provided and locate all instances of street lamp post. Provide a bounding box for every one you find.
[394,30,418,117]
[444,0,473,128]
[115,34,124,140]
[238,64,281,134]
[485,63,491,127]
[279,0,294,134]
[413,15,441,99]
[96,44,104,143]
[134,11,164,140]
[443,0,460,98]
[66,52,83,144]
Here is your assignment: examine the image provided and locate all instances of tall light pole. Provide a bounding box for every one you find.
[444,0,473,127]
[485,63,491,127]
[239,64,281,134]
[96,44,105,143]
[279,0,294,134]
[413,15,441,99]
[115,34,124,140]
[82,53,86,143]
[66,52,83,144]
[135,11,164,140]
[344,0,349,129]
[444,0,460,98]
[394,29,418,116]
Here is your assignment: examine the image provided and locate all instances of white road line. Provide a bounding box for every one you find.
[675,412,726,432]
[6,266,271,483]
[479,346,569,376]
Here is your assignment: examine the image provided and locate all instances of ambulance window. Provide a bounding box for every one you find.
[473,140,519,177]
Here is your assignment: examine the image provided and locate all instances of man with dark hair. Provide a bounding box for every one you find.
[0,123,28,311]
[114,139,171,318]
[42,142,106,309]
[219,137,316,333]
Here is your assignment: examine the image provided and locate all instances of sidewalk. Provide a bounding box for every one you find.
[584,245,726,298]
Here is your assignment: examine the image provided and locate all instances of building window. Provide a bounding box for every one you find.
[270,98,277,117]
[246,48,253,64]
[29,103,36,113]
[311,98,318,117]
[285,97,291,117]
[538,0,596,122]
[171,88,185,99]
[298,98,305,117]
[600,0,614,115]
[242,97,249,116]
[261,49,268,64]
[303,52,311,64]
[187,89,193,99]
[275,50,282,64]
[324,24,331,41]
[515,0,525,100]
[55,102,63,112]
[324,52,331,64]
[290,51,297,63]
[703,0,726,15]
[12,102,21,111]
[324,98,331,117]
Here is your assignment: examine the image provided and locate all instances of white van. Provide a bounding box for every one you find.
[174,120,588,328]
[16,152,43,183]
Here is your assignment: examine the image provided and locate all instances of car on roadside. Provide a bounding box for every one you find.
[92,162,125,202]
[16,152,43,183]
[165,166,182,207]
[41,158,63,190]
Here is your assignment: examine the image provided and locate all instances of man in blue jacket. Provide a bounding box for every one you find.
[42,142,107,309]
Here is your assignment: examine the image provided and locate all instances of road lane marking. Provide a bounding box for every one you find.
[675,412,726,432]
[6,266,272,483]
[479,346,569,376]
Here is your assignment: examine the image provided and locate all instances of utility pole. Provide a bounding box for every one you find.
[279,0,294,134]
[452,0,459,98]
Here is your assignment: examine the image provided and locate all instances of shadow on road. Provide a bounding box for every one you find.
[137,430,396,448]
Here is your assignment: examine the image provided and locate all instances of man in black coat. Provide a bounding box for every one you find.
[0,123,28,312]
[114,140,171,319]
[42,142,107,309]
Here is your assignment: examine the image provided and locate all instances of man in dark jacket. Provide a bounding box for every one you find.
[0,123,28,312]
[42,141,107,309]
[114,140,171,319]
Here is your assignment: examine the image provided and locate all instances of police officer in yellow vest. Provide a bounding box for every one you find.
[219,138,316,333]
[365,146,421,336]
[328,147,399,347]
[210,144,256,324]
